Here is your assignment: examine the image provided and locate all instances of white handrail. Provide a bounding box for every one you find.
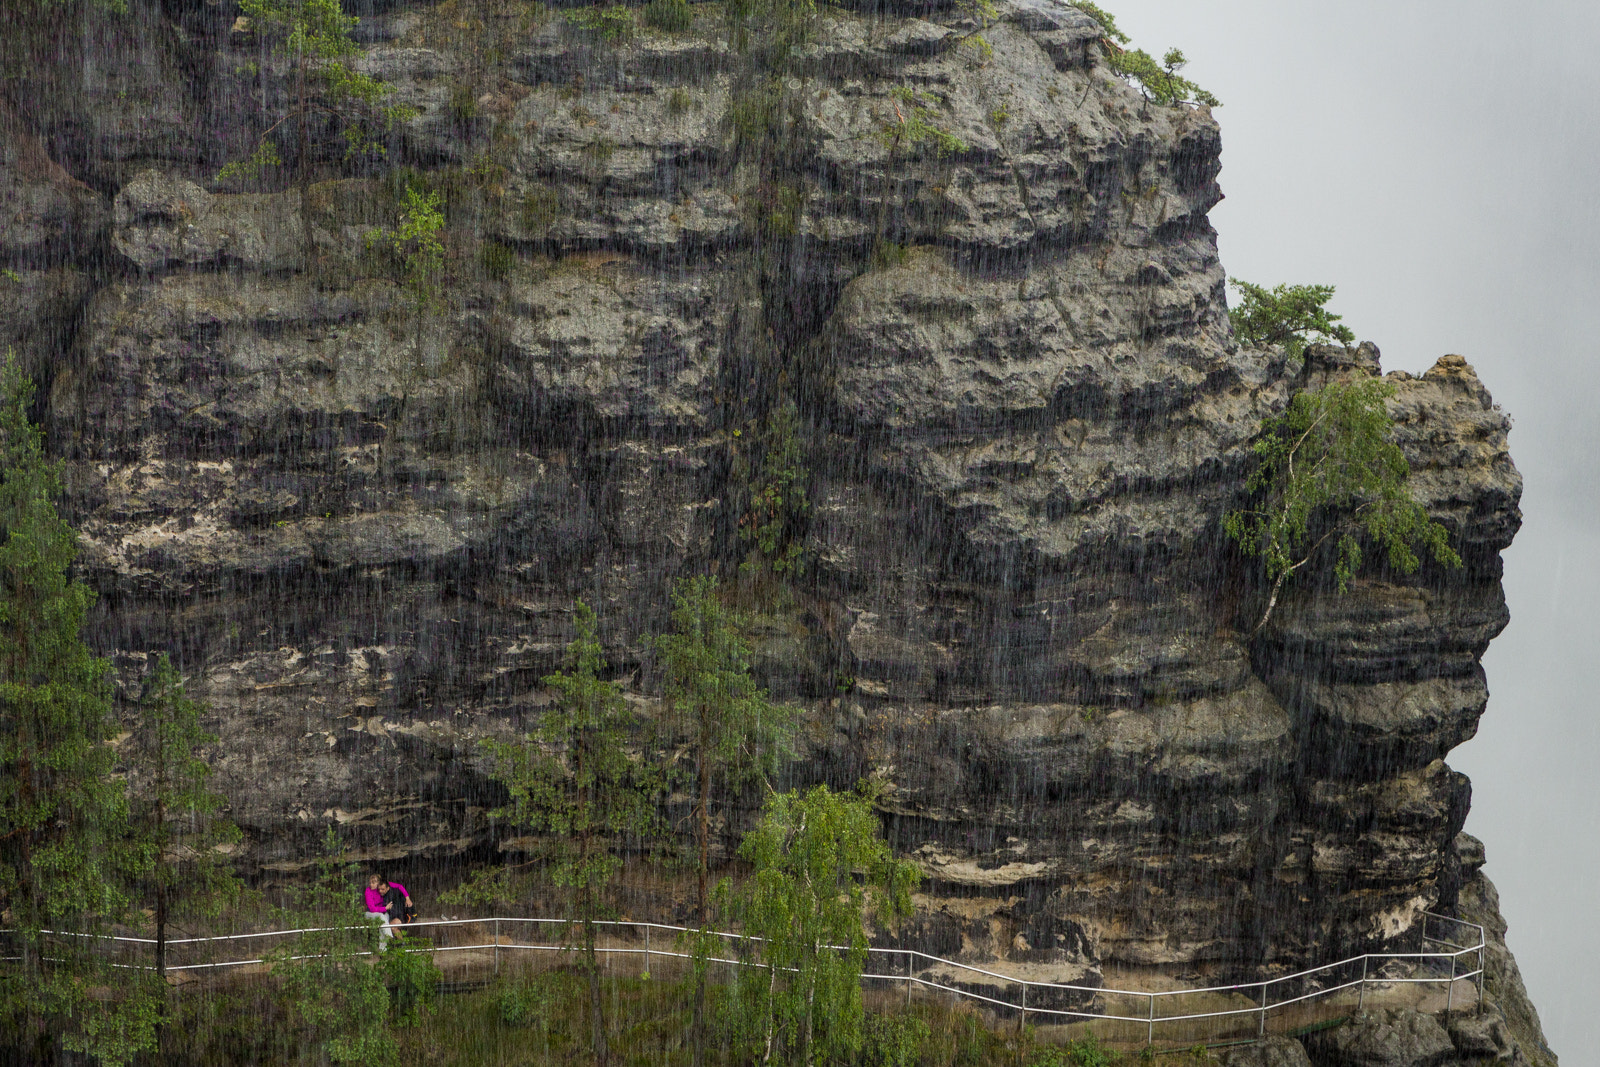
[6,910,1485,1042]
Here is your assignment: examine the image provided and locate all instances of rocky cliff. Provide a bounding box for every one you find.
[0,0,1552,1060]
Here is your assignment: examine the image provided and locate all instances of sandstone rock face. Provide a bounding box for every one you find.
[0,0,1544,1046]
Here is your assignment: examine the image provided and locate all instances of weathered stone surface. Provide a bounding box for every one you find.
[1304,1009,1456,1067]
[114,169,305,273]
[1456,842,1557,1067]
[0,102,110,265]
[1223,1036,1314,1067]
[0,0,1546,1049]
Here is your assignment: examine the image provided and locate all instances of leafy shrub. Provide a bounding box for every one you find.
[495,976,554,1028]
[379,939,440,1025]
[481,240,516,280]
[564,4,636,41]
[1070,2,1218,107]
[643,0,693,32]
[860,1014,932,1067]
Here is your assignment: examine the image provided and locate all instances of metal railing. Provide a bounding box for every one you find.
[9,911,1484,1047]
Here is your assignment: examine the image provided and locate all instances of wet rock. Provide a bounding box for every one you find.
[0,102,110,265]
[4,0,1539,1043]
[113,169,305,273]
[1303,1009,1456,1067]
[1221,1036,1314,1067]
[1445,1000,1520,1063]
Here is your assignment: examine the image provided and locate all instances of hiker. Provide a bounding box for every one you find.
[380,873,417,929]
[364,874,396,948]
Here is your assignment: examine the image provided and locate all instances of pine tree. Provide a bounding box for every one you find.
[0,353,159,1064]
[477,601,662,1067]
[654,575,795,1067]
[126,653,241,980]
[1228,278,1356,359]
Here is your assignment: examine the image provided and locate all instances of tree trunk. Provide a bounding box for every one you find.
[692,726,710,1067]
[155,883,167,981]
[585,912,608,1067]
[296,52,314,280]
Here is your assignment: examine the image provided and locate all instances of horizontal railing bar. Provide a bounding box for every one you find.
[13,909,1485,1038]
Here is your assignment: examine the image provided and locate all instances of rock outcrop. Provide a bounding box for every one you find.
[0,0,1549,1057]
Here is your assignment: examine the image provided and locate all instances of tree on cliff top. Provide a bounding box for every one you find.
[0,353,159,1064]
[1225,375,1461,632]
[1228,278,1356,359]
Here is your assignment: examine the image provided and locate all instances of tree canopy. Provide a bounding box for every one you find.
[1228,278,1356,358]
[731,784,919,1067]
[0,353,158,1064]
[1225,375,1461,631]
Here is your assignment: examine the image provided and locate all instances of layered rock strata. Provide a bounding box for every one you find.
[0,0,1539,1046]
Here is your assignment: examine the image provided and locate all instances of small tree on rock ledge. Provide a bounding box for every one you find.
[1225,375,1462,633]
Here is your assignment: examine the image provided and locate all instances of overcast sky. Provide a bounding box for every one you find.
[1107,1,1600,1056]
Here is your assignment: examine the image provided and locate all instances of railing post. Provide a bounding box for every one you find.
[1477,942,1485,1014]
[493,919,500,976]
[1147,993,1155,1047]
[1358,955,1368,1012]
[1018,982,1027,1037]
[1258,981,1268,1039]
[644,925,651,977]
[1446,951,1456,1014]
[905,952,913,1009]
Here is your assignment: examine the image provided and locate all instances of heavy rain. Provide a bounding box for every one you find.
[0,0,1581,1064]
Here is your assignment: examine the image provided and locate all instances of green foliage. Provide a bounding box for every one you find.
[126,653,242,976]
[861,1014,933,1067]
[522,183,562,233]
[870,240,910,270]
[271,831,437,1065]
[0,269,20,284]
[667,87,696,116]
[879,86,967,158]
[564,4,637,41]
[1228,278,1356,359]
[475,601,662,1064]
[371,184,446,309]
[1026,1034,1115,1067]
[495,973,558,1028]
[450,83,480,123]
[219,0,413,183]
[0,352,161,1065]
[724,0,816,60]
[1070,3,1218,107]
[643,0,693,32]
[481,239,517,280]
[655,574,796,1063]
[730,784,920,1066]
[1068,1,1127,43]
[480,601,661,913]
[656,577,797,915]
[738,400,810,575]
[379,938,440,1026]
[1225,376,1462,630]
[1106,46,1218,107]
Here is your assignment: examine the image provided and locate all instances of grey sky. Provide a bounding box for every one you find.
[1109,0,1600,1056]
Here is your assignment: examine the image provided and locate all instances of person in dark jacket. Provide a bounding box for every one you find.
[379,874,417,928]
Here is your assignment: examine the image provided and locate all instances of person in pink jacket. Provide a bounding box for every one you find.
[364,874,412,947]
